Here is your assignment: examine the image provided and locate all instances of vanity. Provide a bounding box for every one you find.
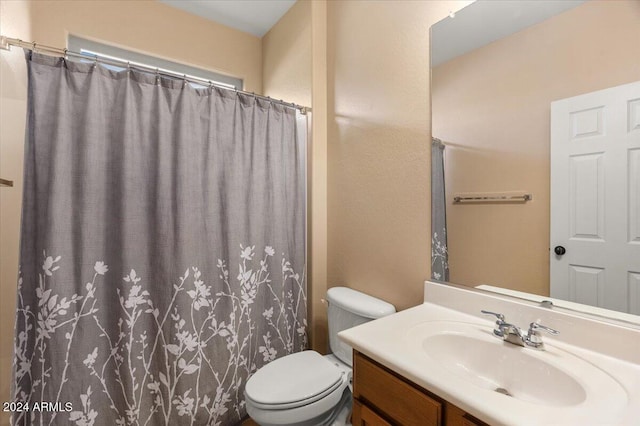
[339,281,640,426]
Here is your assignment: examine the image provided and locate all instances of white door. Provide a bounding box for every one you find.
[550,81,640,314]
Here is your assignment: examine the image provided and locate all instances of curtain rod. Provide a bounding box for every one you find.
[0,35,311,114]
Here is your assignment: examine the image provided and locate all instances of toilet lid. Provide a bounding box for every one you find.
[245,351,344,408]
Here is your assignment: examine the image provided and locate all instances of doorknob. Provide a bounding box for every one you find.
[554,246,566,256]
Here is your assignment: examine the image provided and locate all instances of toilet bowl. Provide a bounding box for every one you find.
[244,287,395,426]
[245,352,352,426]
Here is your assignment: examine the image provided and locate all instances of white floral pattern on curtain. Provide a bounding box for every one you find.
[14,248,305,426]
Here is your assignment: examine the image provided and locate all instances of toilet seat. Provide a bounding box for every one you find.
[245,351,346,410]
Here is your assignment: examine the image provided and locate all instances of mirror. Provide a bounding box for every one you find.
[430,0,640,323]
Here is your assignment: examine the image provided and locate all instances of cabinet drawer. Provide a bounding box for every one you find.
[354,352,442,426]
[352,400,392,426]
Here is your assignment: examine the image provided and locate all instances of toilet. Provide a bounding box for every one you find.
[244,287,396,426]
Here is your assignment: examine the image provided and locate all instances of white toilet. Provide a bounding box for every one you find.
[244,287,396,426]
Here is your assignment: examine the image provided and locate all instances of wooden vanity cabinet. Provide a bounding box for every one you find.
[352,351,489,426]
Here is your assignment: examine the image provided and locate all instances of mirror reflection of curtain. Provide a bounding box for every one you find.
[431,139,449,280]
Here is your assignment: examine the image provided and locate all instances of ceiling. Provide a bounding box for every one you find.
[158,0,297,37]
[431,0,587,67]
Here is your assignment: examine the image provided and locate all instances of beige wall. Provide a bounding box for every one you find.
[309,0,330,353]
[326,0,472,315]
[262,0,312,107]
[261,0,476,351]
[432,0,640,296]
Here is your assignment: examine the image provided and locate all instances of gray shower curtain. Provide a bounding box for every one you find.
[431,139,449,281]
[12,52,307,426]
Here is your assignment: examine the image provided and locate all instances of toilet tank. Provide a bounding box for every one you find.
[326,287,395,367]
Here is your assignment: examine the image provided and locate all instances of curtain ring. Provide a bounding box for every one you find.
[183,74,187,87]
[155,68,160,85]
[63,48,68,59]
[93,55,99,69]
[32,41,36,53]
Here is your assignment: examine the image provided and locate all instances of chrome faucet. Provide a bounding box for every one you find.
[481,310,559,350]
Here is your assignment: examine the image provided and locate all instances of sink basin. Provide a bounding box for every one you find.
[424,332,585,406]
[405,321,627,408]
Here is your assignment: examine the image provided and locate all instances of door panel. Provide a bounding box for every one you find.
[569,153,604,240]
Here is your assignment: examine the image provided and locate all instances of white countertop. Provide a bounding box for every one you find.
[339,301,640,426]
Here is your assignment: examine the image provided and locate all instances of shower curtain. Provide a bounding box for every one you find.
[431,139,449,281]
[12,52,307,426]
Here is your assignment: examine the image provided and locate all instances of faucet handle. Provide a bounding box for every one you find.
[525,322,559,350]
[481,310,506,338]
[528,322,559,335]
[481,310,505,321]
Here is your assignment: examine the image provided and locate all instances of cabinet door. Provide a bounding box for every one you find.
[352,400,392,426]
[354,352,442,425]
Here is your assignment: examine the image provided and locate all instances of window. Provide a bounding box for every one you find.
[68,35,243,90]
